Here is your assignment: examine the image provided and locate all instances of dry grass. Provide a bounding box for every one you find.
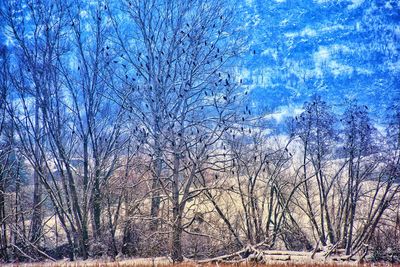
[3,259,400,267]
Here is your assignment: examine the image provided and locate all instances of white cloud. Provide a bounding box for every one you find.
[385,1,393,9]
[80,10,88,18]
[329,60,354,76]
[313,0,364,8]
[263,106,303,123]
[348,0,364,9]
[314,46,330,63]
[280,19,289,26]
[387,60,400,74]
[356,67,373,75]
[285,27,317,38]
[394,26,400,39]
[330,44,351,53]
[261,48,278,60]
[300,27,317,37]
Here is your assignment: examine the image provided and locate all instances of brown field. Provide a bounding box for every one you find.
[3,260,400,267]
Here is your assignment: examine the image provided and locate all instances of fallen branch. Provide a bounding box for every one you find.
[324,242,339,258]
[196,242,370,265]
[10,243,36,262]
[11,224,56,262]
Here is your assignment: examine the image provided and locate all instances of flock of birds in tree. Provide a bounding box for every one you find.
[70,7,273,167]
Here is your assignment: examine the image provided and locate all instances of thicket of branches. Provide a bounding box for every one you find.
[0,0,399,264]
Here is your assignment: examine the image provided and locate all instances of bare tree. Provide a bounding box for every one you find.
[2,0,127,259]
[1,0,62,251]
[108,0,243,261]
[293,95,338,246]
[0,44,10,262]
[339,101,377,254]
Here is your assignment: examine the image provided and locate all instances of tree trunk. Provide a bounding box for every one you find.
[92,166,101,240]
[171,217,183,263]
[150,137,163,230]
[0,177,7,261]
[171,150,183,262]
[30,95,42,244]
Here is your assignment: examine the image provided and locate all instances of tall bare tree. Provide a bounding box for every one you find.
[293,95,338,246]
[109,0,243,261]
